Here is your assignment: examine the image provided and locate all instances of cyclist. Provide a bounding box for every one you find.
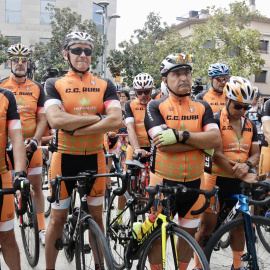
[44,31,122,270]
[160,81,169,98]
[115,83,122,99]
[129,89,136,100]
[196,63,230,113]
[1,43,47,245]
[144,53,221,270]
[194,76,260,270]
[0,87,26,270]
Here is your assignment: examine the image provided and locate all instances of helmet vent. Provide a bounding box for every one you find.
[241,88,247,100]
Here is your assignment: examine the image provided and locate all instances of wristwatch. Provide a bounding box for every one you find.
[14,171,27,178]
[244,161,253,169]
[180,131,190,144]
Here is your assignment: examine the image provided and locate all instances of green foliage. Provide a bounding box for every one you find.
[0,34,10,65]
[108,1,265,88]
[31,4,104,82]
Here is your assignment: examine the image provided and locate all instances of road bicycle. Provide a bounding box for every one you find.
[48,170,125,270]
[12,178,39,267]
[106,158,218,270]
[204,181,270,269]
[116,133,128,171]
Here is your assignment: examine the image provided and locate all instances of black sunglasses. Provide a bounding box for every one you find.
[69,47,92,56]
[136,90,151,95]
[234,103,251,111]
[214,76,229,83]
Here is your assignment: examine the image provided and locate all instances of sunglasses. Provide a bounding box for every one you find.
[136,90,151,95]
[233,103,251,111]
[214,76,229,83]
[10,57,29,63]
[69,47,92,56]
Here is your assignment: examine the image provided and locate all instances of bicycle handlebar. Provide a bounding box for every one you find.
[135,183,219,216]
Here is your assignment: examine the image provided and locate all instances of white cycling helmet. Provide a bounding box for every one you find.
[63,31,94,50]
[133,72,154,90]
[160,81,169,97]
[7,43,31,58]
[224,76,255,104]
[160,53,194,77]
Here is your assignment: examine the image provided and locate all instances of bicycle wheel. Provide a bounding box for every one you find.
[119,150,126,171]
[205,216,270,269]
[19,198,40,267]
[254,201,270,252]
[75,217,114,270]
[138,226,209,270]
[106,192,134,270]
[42,163,51,218]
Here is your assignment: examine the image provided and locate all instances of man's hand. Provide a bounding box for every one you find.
[230,160,249,179]
[153,128,179,147]
[25,139,38,153]
[241,173,258,184]
[134,148,149,158]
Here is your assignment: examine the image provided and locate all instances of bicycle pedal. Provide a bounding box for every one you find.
[55,238,64,250]
[84,244,91,254]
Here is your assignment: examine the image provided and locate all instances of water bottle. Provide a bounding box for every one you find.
[132,222,142,239]
[136,214,157,239]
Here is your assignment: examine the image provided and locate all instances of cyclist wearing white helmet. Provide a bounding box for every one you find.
[195,76,260,270]
[196,63,230,113]
[44,31,122,270]
[1,43,48,245]
[145,53,221,269]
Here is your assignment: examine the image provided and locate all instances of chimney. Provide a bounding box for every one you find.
[249,0,256,12]
[189,10,199,18]
[199,9,209,19]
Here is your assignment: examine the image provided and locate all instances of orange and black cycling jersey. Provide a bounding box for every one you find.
[0,76,45,140]
[0,88,21,174]
[205,107,258,178]
[151,91,161,100]
[196,87,226,114]
[145,96,218,182]
[125,98,151,148]
[44,71,120,155]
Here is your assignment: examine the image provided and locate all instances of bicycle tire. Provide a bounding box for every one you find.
[138,226,209,270]
[20,198,40,267]
[42,163,51,218]
[106,192,134,270]
[75,217,114,270]
[254,202,270,252]
[205,216,270,269]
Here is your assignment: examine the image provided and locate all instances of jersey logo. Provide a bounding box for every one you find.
[91,81,96,85]
[67,80,74,84]
[189,106,194,112]
[135,107,144,110]
[166,115,198,120]
[26,86,30,90]
[168,107,174,111]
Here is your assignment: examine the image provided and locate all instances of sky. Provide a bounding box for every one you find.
[115,0,270,47]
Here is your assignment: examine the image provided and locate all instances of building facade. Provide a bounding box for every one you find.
[0,0,118,80]
[175,4,270,99]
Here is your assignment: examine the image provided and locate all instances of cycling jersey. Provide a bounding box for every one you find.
[151,91,161,100]
[145,95,218,182]
[206,107,258,178]
[196,87,226,114]
[125,98,151,148]
[0,76,45,140]
[44,71,120,155]
[0,88,21,174]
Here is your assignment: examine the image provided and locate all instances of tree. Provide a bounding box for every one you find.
[107,12,172,86]
[31,4,104,82]
[0,33,11,65]
[108,1,266,88]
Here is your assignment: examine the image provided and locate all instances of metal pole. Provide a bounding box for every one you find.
[103,6,108,78]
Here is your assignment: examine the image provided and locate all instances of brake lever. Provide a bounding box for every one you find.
[154,188,161,213]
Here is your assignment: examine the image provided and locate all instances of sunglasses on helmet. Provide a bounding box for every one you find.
[10,57,29,63]
[233,103,251,111]
[69,47,92,56]
[136,90,151,95]
[214,76,229,83]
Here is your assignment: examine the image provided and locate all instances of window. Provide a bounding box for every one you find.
[93,3,104,35]
[5,36,21,69]
[259,40,269,53]
[255,70,267,83]
[40,38,50,45]
[40,0,56,25]
[6,0,22,23]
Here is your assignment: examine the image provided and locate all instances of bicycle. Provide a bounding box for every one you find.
[48,170,124,270]
[204,181,270,269]
[12,178,39,267]
[116,133,128,171]
[106,158,218,270]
